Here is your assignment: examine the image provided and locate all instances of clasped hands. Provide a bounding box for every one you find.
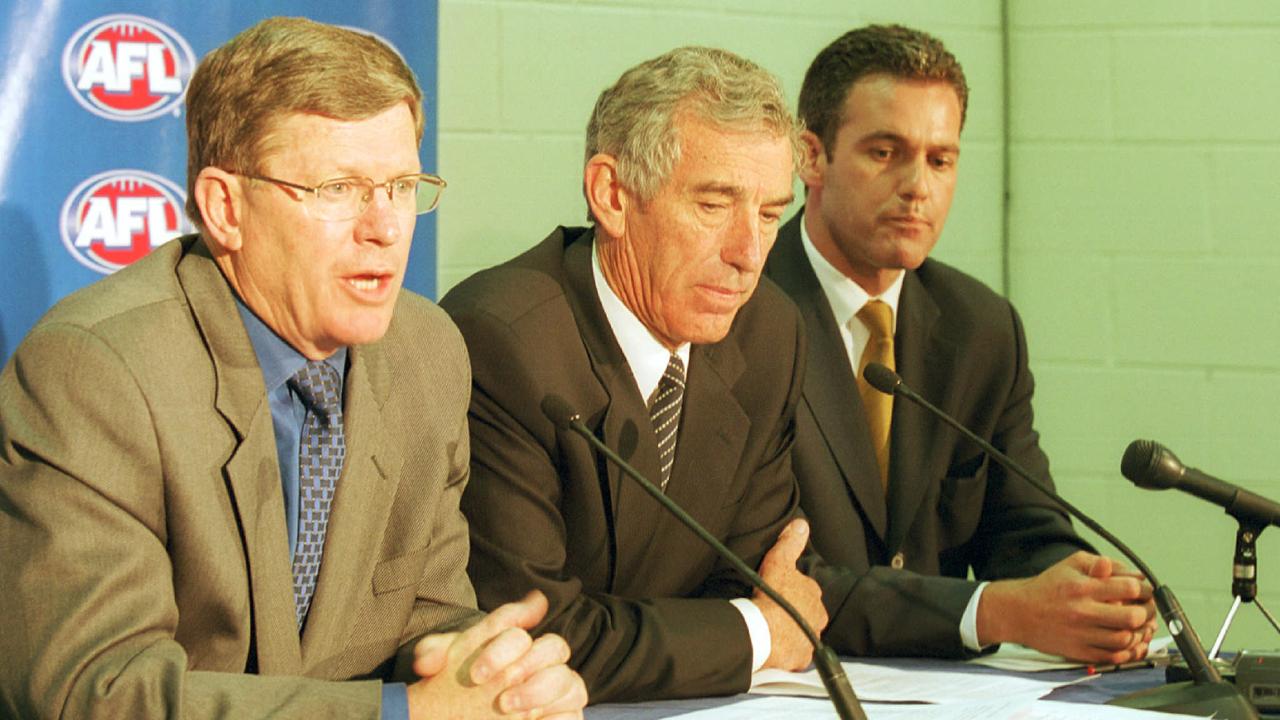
[406,590,587,719]
[749,523,1159,671]
[978,551,1158,664]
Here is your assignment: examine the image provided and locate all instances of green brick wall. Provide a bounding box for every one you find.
[434,0,1007,293]
[1009,1,1280,651]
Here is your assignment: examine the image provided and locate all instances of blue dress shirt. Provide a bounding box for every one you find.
[234,300,408,720]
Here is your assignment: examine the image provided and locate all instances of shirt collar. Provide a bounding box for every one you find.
[234,295,347,393]
[800,217,904,330]
[592,239,691,401]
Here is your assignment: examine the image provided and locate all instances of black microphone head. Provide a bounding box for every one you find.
[540,395,581,430]
[863,362,901,395]
[1121,439,1183,490]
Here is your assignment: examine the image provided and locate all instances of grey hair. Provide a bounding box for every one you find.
[584,46,797,217]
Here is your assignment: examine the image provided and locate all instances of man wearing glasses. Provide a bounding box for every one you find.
[0,17,584,720]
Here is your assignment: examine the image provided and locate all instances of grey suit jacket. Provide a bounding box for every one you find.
[765,213,1091,657]
[0,236,481,719]
[441,226,822,703]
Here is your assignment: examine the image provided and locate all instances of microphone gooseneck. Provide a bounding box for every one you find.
[541,395,867,720]
[863,365,1160,584]
[861,363,1259,719]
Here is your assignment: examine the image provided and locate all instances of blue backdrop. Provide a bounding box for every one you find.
[0,1,440,362]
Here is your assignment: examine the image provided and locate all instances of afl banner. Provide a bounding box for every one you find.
[0,2,440,361]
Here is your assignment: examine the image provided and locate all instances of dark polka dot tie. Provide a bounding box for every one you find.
[649,354,685,492]
[288,360,345,631]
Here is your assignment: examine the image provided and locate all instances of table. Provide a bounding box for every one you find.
[585,657,1273,719]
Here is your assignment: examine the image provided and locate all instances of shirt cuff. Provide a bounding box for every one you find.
[730,597,772,671]
[960,581,992,652]
[381,682,409,720]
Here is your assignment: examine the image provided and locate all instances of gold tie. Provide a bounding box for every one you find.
[855,300,894,490]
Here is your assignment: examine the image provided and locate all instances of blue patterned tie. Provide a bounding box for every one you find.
[288,360,345,630]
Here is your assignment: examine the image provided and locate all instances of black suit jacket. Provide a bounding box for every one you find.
[441,226,817,702]
[764,213,1091,657]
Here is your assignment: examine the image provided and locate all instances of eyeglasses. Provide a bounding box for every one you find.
[238,172,447,221]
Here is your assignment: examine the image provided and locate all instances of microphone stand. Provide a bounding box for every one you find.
[863,363,1258,719]
[1208,521,1280,659]
[543,397,867,720]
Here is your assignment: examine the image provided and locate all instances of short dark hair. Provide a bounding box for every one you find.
[798,24,968,156]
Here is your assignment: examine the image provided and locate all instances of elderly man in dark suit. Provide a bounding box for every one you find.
[0,17,584,720]
[442,47,857,703]
[764,24,1156,663]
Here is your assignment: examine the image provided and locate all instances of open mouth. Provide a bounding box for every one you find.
[343,272,396,298]
[348,276,384,291]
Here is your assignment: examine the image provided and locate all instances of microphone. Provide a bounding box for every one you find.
[863,363,1258,719]
[540,395,867,720]
[1121,440,1280,528]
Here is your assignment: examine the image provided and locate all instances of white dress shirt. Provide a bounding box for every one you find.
[592,242,773,671]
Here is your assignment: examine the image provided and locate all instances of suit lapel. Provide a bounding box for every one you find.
[885,267,958,554]
[301,340,401,666]
[663,341,749,538]
[768,218,888,541]
[562,231,759,588]
[599,391,663,585]
[561,233,665,588]
[178,241,302,673]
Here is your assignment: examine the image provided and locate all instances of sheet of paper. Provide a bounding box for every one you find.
[751,658,1083,703]
[968,636,1175,673]
[673,694,1209,719]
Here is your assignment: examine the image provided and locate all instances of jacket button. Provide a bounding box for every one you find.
[890,552,905,569]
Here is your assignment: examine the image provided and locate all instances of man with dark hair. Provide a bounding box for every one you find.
[765,24,1157,661]
[0,17,584,720]
[442,46,853,703]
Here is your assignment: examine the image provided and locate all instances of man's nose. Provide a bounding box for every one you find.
[354,186,404,246]
[898,155,931,201]
[722,208,766,271]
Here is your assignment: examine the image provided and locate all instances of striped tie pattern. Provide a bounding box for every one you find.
[649,354,686,492]
[288,360,345,631]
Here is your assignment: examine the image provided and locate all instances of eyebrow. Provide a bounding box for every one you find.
[327,165,424,180]
[693,182,795,207]
[857,131,960,154]
[767,191,797,207]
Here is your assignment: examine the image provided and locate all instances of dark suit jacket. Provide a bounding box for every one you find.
[0,236,481,719]
[764,213,1091,657]
[442,226,821,702]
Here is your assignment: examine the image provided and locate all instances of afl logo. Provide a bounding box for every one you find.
[62,15,195,122]
[60,170,193,274]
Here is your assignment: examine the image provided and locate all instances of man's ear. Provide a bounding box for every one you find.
[583,153,628,240]
[193,167,244,254]
[797,130,828,191]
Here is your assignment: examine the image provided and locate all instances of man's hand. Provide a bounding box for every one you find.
[977,551,1157,664]
[406,590,587,719]
[753,518,827,671]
